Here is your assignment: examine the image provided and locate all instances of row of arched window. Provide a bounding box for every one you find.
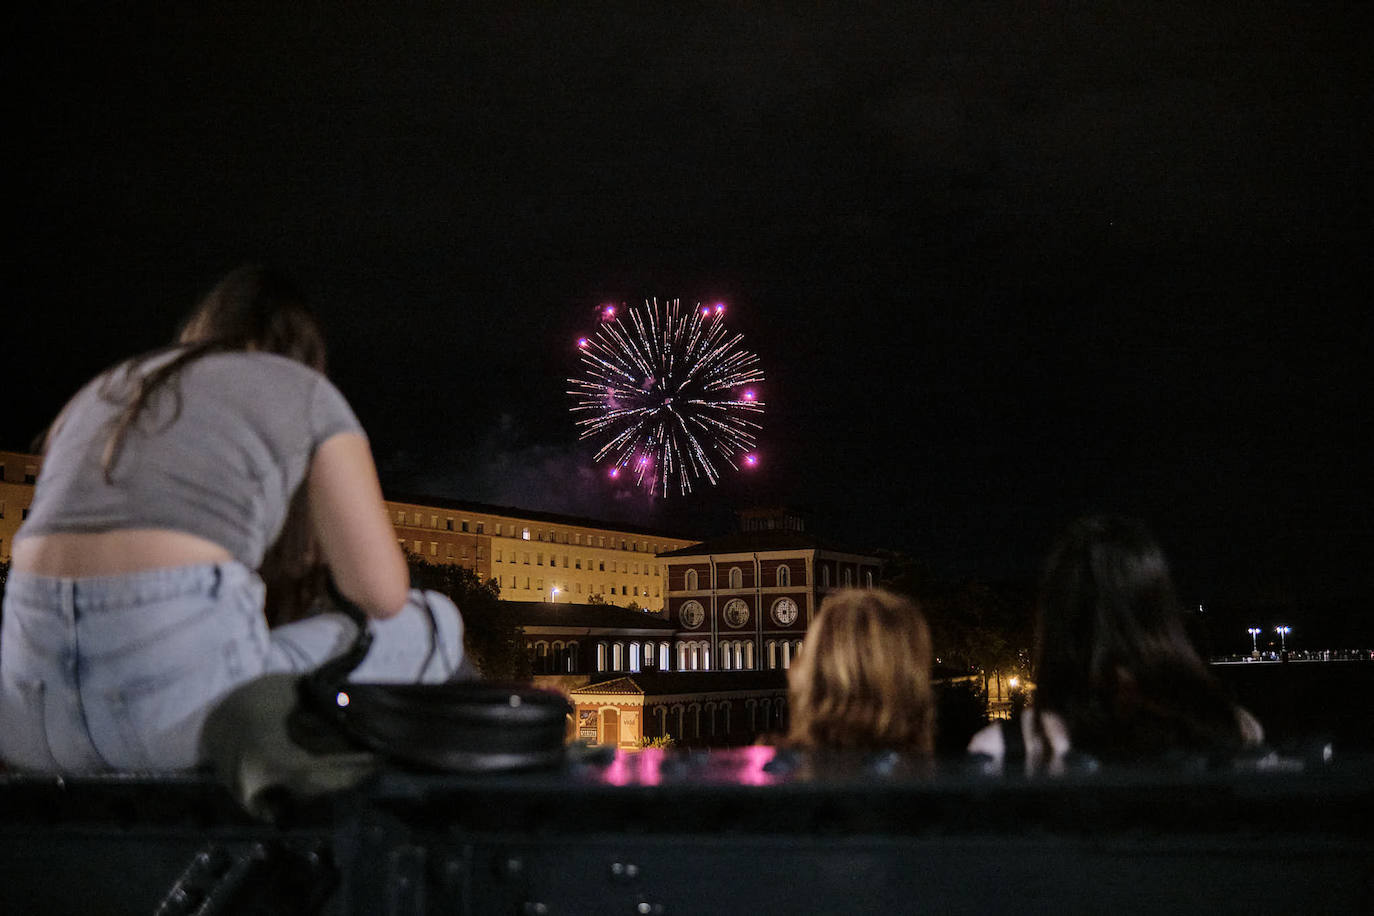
[531,637,809,675]
[640,696,787,743]
[684,565,792,591]
[681,564,876,591]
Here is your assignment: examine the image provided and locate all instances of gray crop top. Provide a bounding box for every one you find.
[19,350,364,569]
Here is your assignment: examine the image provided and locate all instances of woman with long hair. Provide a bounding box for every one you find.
[968,515,1262,768]
[1,266,464,772]
[786,588,935,756]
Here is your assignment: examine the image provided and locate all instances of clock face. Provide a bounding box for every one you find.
[680,600,704,629]
[723,598,750,628]
[772,598,798,626]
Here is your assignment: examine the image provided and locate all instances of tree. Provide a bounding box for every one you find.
[586,593,607,605]
[405,555,531,682]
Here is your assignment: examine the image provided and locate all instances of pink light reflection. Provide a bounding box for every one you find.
[736,744,781,786]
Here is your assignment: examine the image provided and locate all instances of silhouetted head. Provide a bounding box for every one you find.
[787,588,934,755]
[178,265,326,372]
[1034,515,1241,756]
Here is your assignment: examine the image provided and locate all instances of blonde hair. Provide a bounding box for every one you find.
[785,588,935,755]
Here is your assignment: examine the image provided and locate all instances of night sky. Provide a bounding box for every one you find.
[6,4,1371,645]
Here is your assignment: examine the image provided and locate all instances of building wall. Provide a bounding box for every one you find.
[664,548,882,672]
[0,451,41,562]
[387,498,696,611]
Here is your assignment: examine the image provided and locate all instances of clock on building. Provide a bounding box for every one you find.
[723,598,750,628]
[772,597,799,626]
[680,600,704,629]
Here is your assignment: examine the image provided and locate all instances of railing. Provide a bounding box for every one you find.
[4,746,1372,915]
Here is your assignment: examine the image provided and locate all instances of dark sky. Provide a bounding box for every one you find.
[6,4,1371,641]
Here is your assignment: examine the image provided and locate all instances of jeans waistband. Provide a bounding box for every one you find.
[3,562,254,614]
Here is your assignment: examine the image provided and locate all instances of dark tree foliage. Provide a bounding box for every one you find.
[881,551,1035,723]
[405,555,531,682]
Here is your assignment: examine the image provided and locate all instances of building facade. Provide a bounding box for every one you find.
[386,494,697,612]
[0,451,41,563]
[660,509,882,673]
[568,671,789,748]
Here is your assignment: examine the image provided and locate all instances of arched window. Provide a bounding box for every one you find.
[659,642,671,670]
[767,640,777,670]
[782,641,792,669]
[567,641,579,673]
[629,642,641,673]
[865,570,874,588]
[677,642,688,671]
[777,565,790,587]
[597,642,607,672]
[743,641,754,670]
[702,644,712,671]
[793,639,804,662]
[842,567,853,587]
[613,642,624,670]
[643,641,655,668]
[729,566,743,589]
[686,569,699,591]
[822,565,831,588]
[720,641,733,671]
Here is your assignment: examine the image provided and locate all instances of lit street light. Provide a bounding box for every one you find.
[1275,625,1291,652]
[1248,627,1261,655]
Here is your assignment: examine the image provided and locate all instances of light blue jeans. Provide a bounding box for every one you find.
[0,562,464,772]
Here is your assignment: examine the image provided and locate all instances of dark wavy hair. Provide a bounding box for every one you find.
[1032,515,1244,759]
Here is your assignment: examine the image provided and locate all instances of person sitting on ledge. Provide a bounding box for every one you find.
[0,265,465,773]
[968,515,1263,770]
[785,588,935,757]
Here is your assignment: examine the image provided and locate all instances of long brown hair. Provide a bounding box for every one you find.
[1034,515,1245,759]
[786,588,935,755]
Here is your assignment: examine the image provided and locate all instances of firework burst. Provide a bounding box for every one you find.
[568,298,765,496]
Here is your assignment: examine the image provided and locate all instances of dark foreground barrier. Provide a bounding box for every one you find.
[3,747,1372,915]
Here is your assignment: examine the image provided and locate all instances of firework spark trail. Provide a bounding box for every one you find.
[568,298,765,496]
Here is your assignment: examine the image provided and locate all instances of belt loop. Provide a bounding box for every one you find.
[210,563,223,598]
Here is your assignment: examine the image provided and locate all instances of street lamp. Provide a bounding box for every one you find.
[1275,625,1290,652]
[551,587,560,604]
[1247,627,1261,655]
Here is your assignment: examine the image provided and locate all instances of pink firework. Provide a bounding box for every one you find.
[568,298,765,496]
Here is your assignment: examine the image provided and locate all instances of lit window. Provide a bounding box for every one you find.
[431,515,438,528]
[412,540,422,553]
[522,527,531,540]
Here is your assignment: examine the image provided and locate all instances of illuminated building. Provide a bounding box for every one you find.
[660,507,882,671]
[386,494,697,612]
[0,451,41,563]
[569,671,789,748]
